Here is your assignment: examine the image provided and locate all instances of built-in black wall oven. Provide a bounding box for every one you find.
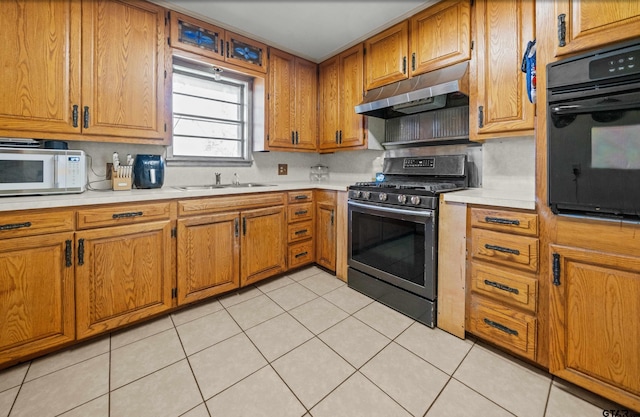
[547,38,640,220]
[348,154,467,327]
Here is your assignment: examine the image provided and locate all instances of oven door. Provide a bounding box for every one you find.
[548,89,640,219]
[348,200,436,300]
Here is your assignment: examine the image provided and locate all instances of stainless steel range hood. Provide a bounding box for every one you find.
[355,61,470,119]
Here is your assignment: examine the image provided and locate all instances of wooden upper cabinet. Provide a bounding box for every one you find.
[554,0,640,57]
[267,49,317,151]
[549,244,640,411]
[410,0,471,76]
[319,44,365,151]
[364,21,409,90]
[470,0,535,140]
[169,11,267,73]
[0,0,81,135]
[82,0,166,141]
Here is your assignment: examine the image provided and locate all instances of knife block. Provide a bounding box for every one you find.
[111,169,132,191]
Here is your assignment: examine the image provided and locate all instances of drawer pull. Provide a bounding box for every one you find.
[483,318,518,336]
[295,210,308,216]
[112,211,143,219]
[485,244,520,256]
[485,216,520,226]
[294,229,308,235]
[295,251,308,258]
[0,221,31,231]
[294,195,309,200]
[484,279,519,295]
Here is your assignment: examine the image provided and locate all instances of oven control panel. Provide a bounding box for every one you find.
[403,158,435,169]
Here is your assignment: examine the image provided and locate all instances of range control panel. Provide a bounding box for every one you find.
[403,157,435,169]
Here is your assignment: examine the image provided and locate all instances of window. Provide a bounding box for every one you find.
[169,58,253,166]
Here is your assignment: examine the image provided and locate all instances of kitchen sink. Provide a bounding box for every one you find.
[173,183,275,191]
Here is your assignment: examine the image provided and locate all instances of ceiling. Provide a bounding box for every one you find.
[159,1,438,63]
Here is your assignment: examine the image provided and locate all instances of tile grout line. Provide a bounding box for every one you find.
[6,360,31,417]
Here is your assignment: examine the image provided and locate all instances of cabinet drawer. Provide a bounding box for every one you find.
[0,210,74,238]
[469,297,537,361]
[471,228,539,272]
[77,202,172,229]
[288,240,314,269]
[288,202,313,223]
[471,263,537,313]
[288,190,313,204]
[288,220,313,243]
[471,208,538,236]
[179,193,286,216]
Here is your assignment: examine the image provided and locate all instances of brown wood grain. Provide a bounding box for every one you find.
[338,44,366,150]
[240,206,286,286]
[470,207,539,236]
[471,262,538,313]
[288,239,315,269]
[335,192,348,281]
[364,21,409,90]
[76,202,171,229]
[294,57,318,150]
[0,210,74,239]
[410,0,471,76]
[178,192,286,216]
[315,201,336,271]
[471,228,539,272]
[287,190,313,204]
[288,220,314,243]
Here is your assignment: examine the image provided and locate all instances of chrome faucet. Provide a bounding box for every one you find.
[215,172,221,185]
[232,173,240,185]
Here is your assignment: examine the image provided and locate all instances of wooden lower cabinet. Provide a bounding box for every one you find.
[0,232,75,368]
[75,221,173,339]
[241,206,286,286]
[315,191,336,271]
[549,244,640,411]
[286,191,314,270]
[177,212,240,305]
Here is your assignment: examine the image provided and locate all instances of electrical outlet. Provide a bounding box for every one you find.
[106,163,113,180]
[278,164,288,175]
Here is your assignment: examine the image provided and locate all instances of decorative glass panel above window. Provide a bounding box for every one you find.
[169,58,253,166]
[229,37,263,67]
[177,19,220,54]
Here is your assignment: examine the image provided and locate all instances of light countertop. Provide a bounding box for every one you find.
[443,187,536,210]
[0,181,354,212]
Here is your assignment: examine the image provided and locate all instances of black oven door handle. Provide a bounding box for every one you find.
[551,100,640,115]
[348,201,433,219]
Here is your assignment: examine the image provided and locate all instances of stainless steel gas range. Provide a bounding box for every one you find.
[347,154,468,328]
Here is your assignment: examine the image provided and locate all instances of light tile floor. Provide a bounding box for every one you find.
[0,266,630,417]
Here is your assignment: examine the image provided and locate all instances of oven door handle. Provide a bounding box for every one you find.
[348,201,433,218]
[551,100,640,115]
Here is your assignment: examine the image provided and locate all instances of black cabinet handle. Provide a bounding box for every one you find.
[330,209,334,226]
[478,106,484,128]
[72,105,79,128]
[226,41,230,58]
[83,106,89,129]
[112,211,143,219]
[484,279,519,295]
[77,238,85,266]
[557,14,566,47]
[65,239,72,268]
[295,210,308,216]
[0,222,31,231]
[295,251,308,258]
[402,56,407,74]
[339,130,342,144]
[294,229,308,235]
[294,195,308,200]
[485,244,520,256]
[483,318,518,336]
[291,131,295,145]
[242,217,246,235]
[485,217,520,226]
[552,253,561,286]
[234,218,239,237]
[220,39,224,56]
[295,131,299,144]
[411,52,416,71]
[335,131,339,144]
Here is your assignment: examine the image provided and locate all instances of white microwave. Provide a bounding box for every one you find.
[0,148,86,196]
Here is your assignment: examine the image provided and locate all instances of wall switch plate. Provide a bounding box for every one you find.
[278,164,288,175]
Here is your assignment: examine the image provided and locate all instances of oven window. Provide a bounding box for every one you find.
[592,125,640,169]
[351,211,426,286]
[0,160,43,183]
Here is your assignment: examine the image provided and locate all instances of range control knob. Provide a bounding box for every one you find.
[397,194,407,204]
[353,190,362,198]
[378,192,388,202]
[362,191,371,200]
[410,196,421,205]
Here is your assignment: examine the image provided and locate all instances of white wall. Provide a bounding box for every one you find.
[481,135,535,193]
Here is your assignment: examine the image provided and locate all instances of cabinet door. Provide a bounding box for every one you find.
[294,58,318,150]
[319,56,340,150]
[81,0,166,141]
[267,49,296,149]
[470,0,535,140]
[316,201,336,271]
[169,11,224,60]
[241,206,286,286]
[339,44,366,149]
[0,233,75,368]
[410,0,471,76]
[555,0,640,57]
[0,1,81,136]
[364,21,409,90]
[549,245,640,410]
[226,31,267,73]
[177,213,240,305]
[75,221,173,339]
